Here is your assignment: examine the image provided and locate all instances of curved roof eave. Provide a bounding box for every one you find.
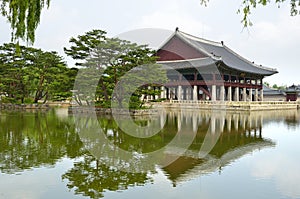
[174,30,278,76]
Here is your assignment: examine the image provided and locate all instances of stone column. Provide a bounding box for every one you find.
[161,86,166,99]
[211,85,217,102]
[234,87,239,101]
[255,88,259,101]
[148,86,153,101]
[260,89,264,101]
[187,87,190,100]
[155,87,159,100]
[193,85,198,101]
[227,86,232,101]
[220,85,225,101]
[249,88,253,101]
[178,85,182,101]
[243,87,247,101]
[183,87,186,100]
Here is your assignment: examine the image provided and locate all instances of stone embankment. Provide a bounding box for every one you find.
[154,101,300,111]
[68,106,158,116]
[0,103,50,110]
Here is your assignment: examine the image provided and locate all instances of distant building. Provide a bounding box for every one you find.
[262,85,286,101]
[156,28,278,102]
[285,85,300,101]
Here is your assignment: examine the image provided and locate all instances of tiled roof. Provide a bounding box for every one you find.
[158,29,278,76]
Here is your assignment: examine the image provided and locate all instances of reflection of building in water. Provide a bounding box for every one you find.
[158,110,283,186]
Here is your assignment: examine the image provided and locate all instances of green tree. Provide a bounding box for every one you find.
[65,29,166,109]
[0,43,36,103]
[26,50,74,103]
[64,29,108,67]
[0,43,75,103]
[0,0,50,44]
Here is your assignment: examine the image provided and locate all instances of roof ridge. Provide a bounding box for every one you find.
[177,30,223,47]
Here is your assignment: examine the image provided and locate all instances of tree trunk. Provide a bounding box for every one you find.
[99,78,109,101]
[34,75,45,103]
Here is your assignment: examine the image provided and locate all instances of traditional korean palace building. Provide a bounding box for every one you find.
[156,28,278,102]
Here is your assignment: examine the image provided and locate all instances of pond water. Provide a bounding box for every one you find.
[0,108,299,199]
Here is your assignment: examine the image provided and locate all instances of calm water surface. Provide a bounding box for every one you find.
[0,108,299,199]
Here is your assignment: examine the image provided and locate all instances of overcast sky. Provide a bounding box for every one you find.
[0,0,299,86]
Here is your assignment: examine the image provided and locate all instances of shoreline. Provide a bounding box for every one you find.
[0,101,299,115]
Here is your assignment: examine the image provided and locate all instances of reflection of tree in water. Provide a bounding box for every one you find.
[0,110,83,174]
[97,115,177,153]
[62,154,151,199]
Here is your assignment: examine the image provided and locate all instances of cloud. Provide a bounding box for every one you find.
[129,0,211,37]
[252,9,300,47]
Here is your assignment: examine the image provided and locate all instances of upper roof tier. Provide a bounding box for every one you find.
[157,28,278,76]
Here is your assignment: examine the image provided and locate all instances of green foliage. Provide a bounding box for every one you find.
[272,84,286,90]
[264,82,270,87]
[200,0,300,27]
[0,43,76,103]
[65,29,167,109]
[0,0,50,44]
